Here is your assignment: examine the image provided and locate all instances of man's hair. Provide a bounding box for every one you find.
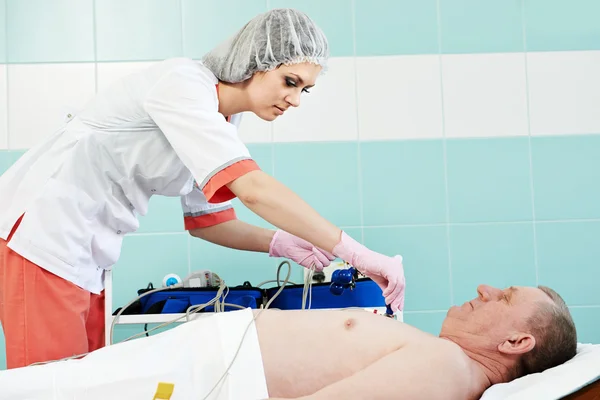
[515,286,577,378]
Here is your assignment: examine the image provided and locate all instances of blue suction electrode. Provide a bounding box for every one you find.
[162,273,182,287]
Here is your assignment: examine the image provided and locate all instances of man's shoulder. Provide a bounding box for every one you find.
[425,339,484,398]
[424,339,472,372]
[402,339,476,390]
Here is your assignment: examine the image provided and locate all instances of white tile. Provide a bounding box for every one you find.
[8,64,96,149]
[527,50,600,136]
[96,61,157,93]
[0,66,7,149]
[273,57,357,142]
[441,53,529,138]
[237,112,272,143]
[356,55,443,141]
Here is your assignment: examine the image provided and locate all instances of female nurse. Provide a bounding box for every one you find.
[0,8,405,369]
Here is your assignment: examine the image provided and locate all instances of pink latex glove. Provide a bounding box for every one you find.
[332,231,405,312]
[269,230,336,272]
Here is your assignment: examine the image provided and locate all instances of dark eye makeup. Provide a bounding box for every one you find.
[285,77,311,93]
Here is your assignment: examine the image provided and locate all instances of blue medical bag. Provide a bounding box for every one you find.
[116,283,265,315]
[264,278,385,310]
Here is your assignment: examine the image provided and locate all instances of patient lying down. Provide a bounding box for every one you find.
[0,284,577,400]
[261,284,577,400]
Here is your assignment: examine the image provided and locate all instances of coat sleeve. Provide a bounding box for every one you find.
[143,59,260,204]
[180,183,238,230]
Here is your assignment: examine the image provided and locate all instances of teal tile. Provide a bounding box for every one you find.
[450,223,537,305]
[363,226,451,311]
[137,196,185,234]
[111,234,189,312]
[569,308,600,344]
[536,221,600,306]
[0,150,25,174]
[231,144,274,229]
[439,0,524,53]
[361,140,447,226]
[182,0,267,59]
[531,136,600,220]
[95,0,183,61]
[111,323,179,345]
[0,329,4,370]
[446,137,533,223]
[111,324,147,345]
[6,0,94,63]
[247,143,274,175]
[273,142,361,227]
[354,0,439,56]
[403,311,446,336]
[0,0,5,63]
[189,238,283,288]
[336,227,362,246]
[269,0,354,57]
[524,0,600,52]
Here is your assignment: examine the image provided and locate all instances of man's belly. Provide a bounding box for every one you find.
[253,309,431,398]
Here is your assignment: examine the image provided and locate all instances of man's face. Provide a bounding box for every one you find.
[245,62,321,121]
[441,284,552,341]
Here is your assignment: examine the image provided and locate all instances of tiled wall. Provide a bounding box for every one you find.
[1,0,600,369]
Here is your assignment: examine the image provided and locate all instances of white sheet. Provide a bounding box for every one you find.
[0,308,269,400]
[480,343,600,400]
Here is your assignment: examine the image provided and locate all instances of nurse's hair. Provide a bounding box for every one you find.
[202,8,330,83]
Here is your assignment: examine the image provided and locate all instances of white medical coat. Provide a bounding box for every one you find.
[0,58,258,294]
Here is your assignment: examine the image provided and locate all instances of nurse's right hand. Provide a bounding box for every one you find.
[269,229,335,272]
[332,231,405,312]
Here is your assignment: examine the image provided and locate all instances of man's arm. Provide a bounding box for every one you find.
[189,219,275,253]
[274,343,470,400]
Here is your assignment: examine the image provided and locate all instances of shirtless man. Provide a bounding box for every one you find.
[260,283,577,400]
[0,283,577,400]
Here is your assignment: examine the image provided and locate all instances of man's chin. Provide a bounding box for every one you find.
[446,305,461,316]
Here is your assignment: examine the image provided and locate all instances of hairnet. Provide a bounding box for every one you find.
[202,8,330,83]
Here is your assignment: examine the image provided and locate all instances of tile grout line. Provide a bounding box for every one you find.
[4,0,9,149]
[179,0,185,58]
[568,305,600,309]
[180,0,192,275]
[403,305,600,314]
[187,232,191,275]
[521,0,540,286]
[350,0,365,244]
[119,218,600,238]
[92,0,99,94]
[403,310,448,314]
[268,0,275,182]
[435,0,454,306]
[4,64,8,150]
[199,130,600,145]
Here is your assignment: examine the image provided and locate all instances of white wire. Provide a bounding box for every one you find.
[26,259,315,399]
[200,261,295,399]
[26,262,303,371]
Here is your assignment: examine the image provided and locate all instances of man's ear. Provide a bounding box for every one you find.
[497,333,536,355]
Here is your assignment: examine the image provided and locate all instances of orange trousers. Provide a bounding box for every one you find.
[0,217,105,369]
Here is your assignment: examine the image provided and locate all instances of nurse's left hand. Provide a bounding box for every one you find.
[269,230,336,272]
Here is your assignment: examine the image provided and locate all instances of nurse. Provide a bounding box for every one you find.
[0,8,405,368]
